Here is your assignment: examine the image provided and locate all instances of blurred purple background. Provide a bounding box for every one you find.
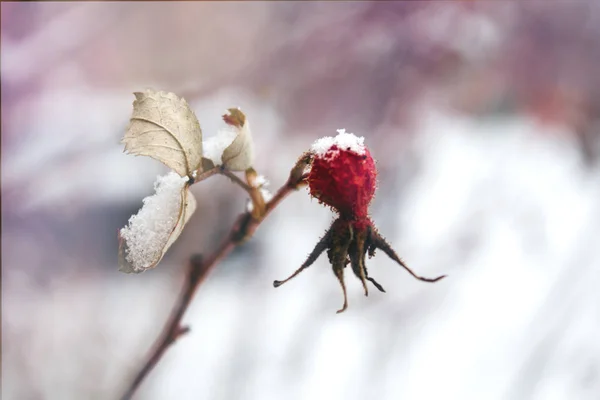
[2,2,600,400]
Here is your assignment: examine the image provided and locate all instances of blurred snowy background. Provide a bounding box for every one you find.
[2,2,600,400]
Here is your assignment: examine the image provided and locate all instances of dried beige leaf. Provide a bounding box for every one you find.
[118,172,197,273]
[221,108,254,171]
[122,90,203,177]
[163,188,197,258]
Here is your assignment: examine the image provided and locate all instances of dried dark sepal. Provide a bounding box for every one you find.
[274,217,445,313]
[288,152,313,187]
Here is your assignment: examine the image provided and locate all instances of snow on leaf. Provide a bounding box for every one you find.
[118,172,197,273]
[122,90,203,177]
[202,128,237,166]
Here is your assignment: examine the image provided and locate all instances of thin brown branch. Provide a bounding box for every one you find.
[120,170,304,400]
[192,166,256,195]
[219,168,253,193]
[191,166,220,184]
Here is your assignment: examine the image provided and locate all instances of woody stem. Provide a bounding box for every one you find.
[120,169,305,400]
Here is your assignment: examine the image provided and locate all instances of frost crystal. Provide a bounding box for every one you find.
[260,187,274,203]
[255,175,269,187]
[120,172,188,271]
[246,175,272,213]
[246,188,273,212]
[311,129,366,157]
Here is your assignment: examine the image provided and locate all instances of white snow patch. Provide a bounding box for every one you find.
[202,126,238,165]
[311,128,366,157]
[255,175,270,187]
[119,172,188,271]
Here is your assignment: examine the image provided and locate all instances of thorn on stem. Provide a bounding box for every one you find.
[174,325,190,339]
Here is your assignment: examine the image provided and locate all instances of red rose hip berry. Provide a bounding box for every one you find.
[308,129,377,224]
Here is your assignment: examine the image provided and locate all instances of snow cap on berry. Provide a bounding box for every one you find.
[307,129,376,221]
[311,129,366,158]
